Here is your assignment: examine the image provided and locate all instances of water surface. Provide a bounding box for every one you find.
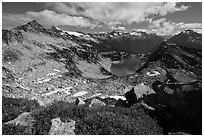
[110,56,142,77]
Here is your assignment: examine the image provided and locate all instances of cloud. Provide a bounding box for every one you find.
[3,10,98,29]
[148,18,202,35]
[26,10,93,27]
[3,13,32,29]
[45,2,189,26]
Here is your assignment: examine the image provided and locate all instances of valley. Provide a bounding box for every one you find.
[2,20,202,135]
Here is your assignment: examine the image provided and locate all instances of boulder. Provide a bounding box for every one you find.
[133,83,155,99]
[75,97,85,105]
[89,98,106,109]
[125,87,138,106]
[171,69,197,84]
[49,117,75,135]
[164,86,174,95]
[5,112,35,127]
[125,83,155,106]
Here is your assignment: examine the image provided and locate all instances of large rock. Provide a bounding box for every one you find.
[49,117,75,135]
[170,69,197,84]
[143,84,202,134]
[125,83,155,106]
[5,112,35,127]
[89,98,106,109]
[125,87,138,106]
[75,97,85,105]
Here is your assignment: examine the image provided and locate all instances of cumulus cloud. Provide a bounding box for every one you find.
[3,2,192,34]
[149,18,202,35]
[26,10,93,27]
[3,10,98,29]
[45,2,189,26]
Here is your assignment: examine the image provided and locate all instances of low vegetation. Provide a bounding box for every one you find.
[2,97,163,135]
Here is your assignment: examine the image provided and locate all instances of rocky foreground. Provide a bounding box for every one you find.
[2,20,202,135]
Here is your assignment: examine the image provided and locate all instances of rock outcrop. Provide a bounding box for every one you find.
[88,98,106,109]
[5,112,35,127]
[49,117,75,135]
[125,83,155,106]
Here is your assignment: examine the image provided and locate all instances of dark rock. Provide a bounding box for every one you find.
[125,87,138,106]
[115,99,129,108]
[75,97,85,105]
[143,86,202,134]
[2,30,23,44]
[125,84,155,106]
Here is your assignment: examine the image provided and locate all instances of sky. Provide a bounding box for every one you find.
[2,2,202,35]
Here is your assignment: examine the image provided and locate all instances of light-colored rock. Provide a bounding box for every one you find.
[100,95,126,101]
[5,112,35,126]
[49,117,75,135]
[53,69,60,72]
[42,87,72,96]
[75,97,85,105]
[172,69,197,84]
[140,102,155,110]
[37,78,52,84]
[89,98,106,108]
[73,91,88,97]
[108,95,126,101]
[47,72,56,76]
[88,93,102,99]
[125,83,155,106]
[164,86,174,95]
[146,71,160,77]
[130,83,155,99]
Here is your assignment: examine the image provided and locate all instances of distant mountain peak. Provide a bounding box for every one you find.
[27,20,41,26]
[50,25,62,32]
[168,29,202,50]
[14,20,45,32]
[131,29,152,34]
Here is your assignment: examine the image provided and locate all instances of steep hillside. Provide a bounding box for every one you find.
[168,29,202,50]
[125,42,202,134]
[2,20,127,105]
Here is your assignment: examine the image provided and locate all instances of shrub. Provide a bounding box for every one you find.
[2,97,40,123]
[2,124,28,135]
[2,99,163,135]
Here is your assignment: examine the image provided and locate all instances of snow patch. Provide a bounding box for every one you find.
[146,71,160,76]
[64,31,84,37]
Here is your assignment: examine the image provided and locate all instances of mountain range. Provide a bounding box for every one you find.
[2,20,202,135]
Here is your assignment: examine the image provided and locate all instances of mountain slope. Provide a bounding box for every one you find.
[125,41,202,134]
[89,30,164,54]
[3,20,128,105]
[168,29,202,50]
